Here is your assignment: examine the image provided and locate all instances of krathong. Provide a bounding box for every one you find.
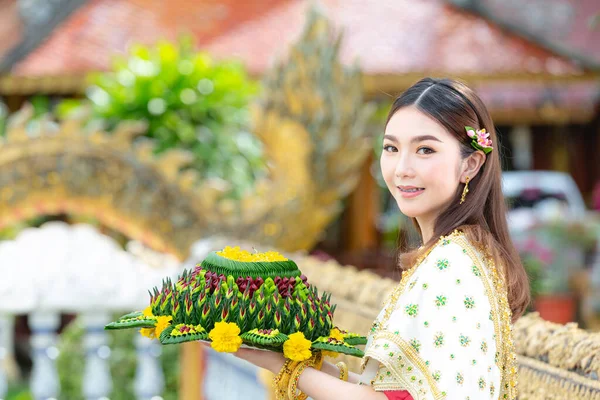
[106,247,366,361]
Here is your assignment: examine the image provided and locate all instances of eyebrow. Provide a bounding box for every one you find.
[383,134,443,144]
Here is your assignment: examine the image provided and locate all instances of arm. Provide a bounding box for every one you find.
[294,365,388,400]
[320,360,362,384]
[235,348,387,400]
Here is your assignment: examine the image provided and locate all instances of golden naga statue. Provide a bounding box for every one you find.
[0,8,374,260]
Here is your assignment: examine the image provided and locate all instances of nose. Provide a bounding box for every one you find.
[394,152,415,179]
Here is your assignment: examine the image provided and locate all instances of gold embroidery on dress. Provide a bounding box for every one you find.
[361,230,517,399]
[450,235,518,400]
[365,231,464,347]
[366,331,444,399]
[361,231,464,398]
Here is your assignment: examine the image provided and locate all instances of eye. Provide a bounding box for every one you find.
[417,147,435,155]
[383,144,398,153]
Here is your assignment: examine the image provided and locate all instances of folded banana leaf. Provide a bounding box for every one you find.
[105,311,157,330]
[311,336,365,357]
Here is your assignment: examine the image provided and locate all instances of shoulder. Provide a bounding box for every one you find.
[399,231,499,317]
[418,231,489,280]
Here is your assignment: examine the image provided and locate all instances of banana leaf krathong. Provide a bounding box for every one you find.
[106,247,366,361]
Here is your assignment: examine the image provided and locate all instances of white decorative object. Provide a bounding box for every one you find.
[134,335,165,400]
[82,313,113,400]
[29,312,61,400]
[0,222,186,399]
[0,222,181,314]
[0,241,36,313]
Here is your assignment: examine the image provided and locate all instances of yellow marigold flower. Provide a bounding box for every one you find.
[154,315,173,338]
[283,332,312,361]
[139,307,171,340]
[143,306,154,317]
[217,246,288,262]
[322,350,340,359]
[330,328,344,342]
[208,321,243,353]
[140,327,156,339]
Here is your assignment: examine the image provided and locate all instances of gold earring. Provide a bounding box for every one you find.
[460,176,470,205]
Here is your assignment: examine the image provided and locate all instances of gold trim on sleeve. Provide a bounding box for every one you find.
[371,331,444,400]
[449,235,518,400]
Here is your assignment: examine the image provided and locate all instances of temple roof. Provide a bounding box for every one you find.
[8,0,290,75]
[1,0,597,123]
[202,0,583,77]
[9,0,585,77]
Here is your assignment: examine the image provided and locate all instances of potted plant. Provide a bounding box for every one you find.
[515,232,576,323]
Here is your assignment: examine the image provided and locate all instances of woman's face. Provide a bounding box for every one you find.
[380,106,463,224]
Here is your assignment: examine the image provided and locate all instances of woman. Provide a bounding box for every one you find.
[233,78,529,400]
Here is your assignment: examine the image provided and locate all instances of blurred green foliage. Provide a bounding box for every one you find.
[29,96,52,118]
[57,317,180,400]
[519,251,545,302]
[0,95,54,140]
[5,384,33,400]
[514,220,597,297]
[0,215,59,241]
[0,97,7,137]
[58,38,266,198]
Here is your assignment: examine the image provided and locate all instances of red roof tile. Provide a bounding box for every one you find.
[203,0,582,76]
[12,0,584,76]
[12,0,291,76]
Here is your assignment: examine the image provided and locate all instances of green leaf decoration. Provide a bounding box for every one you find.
[159,324,208,345]
[342,332,367,346]
[201,252,301,279]
[104,313,157,330]
[240,328,288,349]
[117,311,144,320]
[311,337,364,358]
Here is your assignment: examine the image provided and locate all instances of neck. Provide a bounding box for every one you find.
[416,216,435,244]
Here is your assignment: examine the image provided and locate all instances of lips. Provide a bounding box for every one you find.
[397,186,425,192]
[396,185,425,199]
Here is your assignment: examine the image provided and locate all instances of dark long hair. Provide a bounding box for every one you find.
[388,77,530,321]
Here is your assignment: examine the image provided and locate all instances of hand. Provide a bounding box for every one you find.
[198,341,286,373]
[234,347,286,373]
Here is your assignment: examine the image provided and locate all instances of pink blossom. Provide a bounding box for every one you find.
[476,128,489,137]
[477,136,492,148]
[466,129,476,138]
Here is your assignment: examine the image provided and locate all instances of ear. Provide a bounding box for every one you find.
[460,151,486,183]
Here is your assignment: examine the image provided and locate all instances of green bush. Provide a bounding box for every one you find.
[57,317,180,400]
[59,38,266,199]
